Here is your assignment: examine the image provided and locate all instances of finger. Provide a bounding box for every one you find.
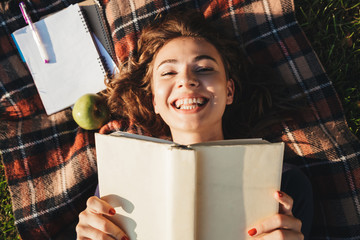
[274,191,293,216]
[76,223,116,240]
[79,210,127,240]
[253,229,304,240]
[247,214,302,237]
[86,196,116,216]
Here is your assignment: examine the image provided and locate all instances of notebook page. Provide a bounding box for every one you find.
[12,4,106,115]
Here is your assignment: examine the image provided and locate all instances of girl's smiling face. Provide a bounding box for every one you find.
[151,37,234,144]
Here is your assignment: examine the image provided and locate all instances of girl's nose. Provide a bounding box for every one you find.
[176,70,199,88]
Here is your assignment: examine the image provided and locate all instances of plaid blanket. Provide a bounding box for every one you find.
[1,0,360,239]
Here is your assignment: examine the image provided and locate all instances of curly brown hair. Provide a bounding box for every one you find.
[106,10,299,139]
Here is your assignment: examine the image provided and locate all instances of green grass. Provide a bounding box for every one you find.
[295,0,360,136]
[0,154,19,240]
[1,1,360,239]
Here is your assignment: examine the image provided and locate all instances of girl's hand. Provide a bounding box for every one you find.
[76,196,129,240]
[247,191,303,240]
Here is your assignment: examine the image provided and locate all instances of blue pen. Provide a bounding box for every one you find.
[19,2,49,63]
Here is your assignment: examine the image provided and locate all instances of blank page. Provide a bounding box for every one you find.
[12,4,106,115]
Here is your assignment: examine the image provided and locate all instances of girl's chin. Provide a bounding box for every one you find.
[169,123,224,144]
[168,119,217,133]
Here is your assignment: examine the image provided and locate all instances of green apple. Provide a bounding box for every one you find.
[72,93,110,130]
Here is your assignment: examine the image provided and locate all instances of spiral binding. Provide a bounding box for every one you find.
[93,0,115,60]
[78,9,90,34]
[97,56,108,79]
[79,6,108,80]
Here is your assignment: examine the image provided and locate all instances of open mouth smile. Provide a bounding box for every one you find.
[172,97,209,110]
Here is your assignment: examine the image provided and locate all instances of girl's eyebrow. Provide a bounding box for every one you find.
[194,55,218,63]
[156,55,218,70]
[157,59,177,70]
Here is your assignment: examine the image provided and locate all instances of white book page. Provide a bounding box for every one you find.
[193,143,284,240]
[96,134,197,240]
[12,4,106,115]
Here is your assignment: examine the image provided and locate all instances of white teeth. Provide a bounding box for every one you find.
[181,105,196,110]
[174,97,206,109]
[175,101,181,108]
[197,98,204,104]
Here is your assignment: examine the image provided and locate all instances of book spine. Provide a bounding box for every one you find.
[166,148,196,240]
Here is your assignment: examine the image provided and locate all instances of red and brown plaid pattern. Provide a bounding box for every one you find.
[1,0,360,239]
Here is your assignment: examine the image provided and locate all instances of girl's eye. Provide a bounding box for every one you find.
[196,67,214,73]
[161,71,177,76]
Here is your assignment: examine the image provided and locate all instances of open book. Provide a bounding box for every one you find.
[95,132,284,240]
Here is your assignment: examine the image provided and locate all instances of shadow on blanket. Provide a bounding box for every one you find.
[0,0,360,239]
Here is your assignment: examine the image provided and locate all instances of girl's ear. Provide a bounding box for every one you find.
[226,79,235,105]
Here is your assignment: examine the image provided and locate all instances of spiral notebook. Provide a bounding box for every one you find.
[12,3,112,115]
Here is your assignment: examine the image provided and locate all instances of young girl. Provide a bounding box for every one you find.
[76,11,313,240]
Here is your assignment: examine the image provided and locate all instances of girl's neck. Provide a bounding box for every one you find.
[171,129,224,145]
